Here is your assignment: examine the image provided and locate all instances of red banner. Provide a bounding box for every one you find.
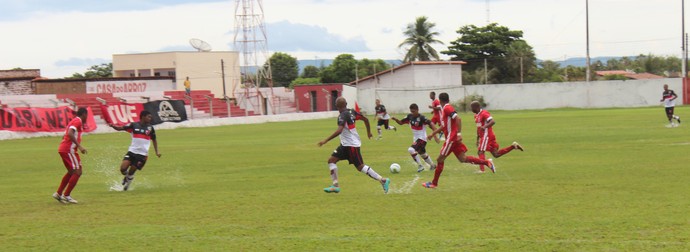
[0,106,97,132]
[100,102,145,126]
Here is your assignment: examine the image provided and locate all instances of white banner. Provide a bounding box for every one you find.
[86,79,174,94]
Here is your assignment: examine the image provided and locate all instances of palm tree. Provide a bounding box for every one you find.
[399,16,444,62]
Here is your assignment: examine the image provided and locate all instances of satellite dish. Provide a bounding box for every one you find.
[189,38,212,52]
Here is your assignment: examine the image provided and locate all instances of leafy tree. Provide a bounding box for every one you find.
[533,60,564,82]
[301,65,320,78]
[443,23,534,83]
[289,77,321,89]
[399,16,444,62]
[356,58,391,78]
[69,63,112,78]
[505,40,537,83]
[320,54,357,83]
[266,52,298,87]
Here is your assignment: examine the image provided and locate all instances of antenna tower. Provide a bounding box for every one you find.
[233,0,273,115]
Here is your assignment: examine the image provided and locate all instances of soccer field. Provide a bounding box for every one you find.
[1,107,688,251]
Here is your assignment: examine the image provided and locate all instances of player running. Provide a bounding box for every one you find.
[318,97,391,194]
[109,110,161,191]
[471,101,523,173]
[374,99,396,139]
[391,103,439,172]
[428,91,443,139]
[53,107,89,204]
[660,84,681,126]
[421,93,495,189]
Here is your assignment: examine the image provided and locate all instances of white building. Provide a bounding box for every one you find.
[351,61,466,114]
[112,51,240,98]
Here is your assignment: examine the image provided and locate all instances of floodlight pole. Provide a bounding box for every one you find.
[221,59,227,98]
[585,0,591,82]
[683,0,687,77]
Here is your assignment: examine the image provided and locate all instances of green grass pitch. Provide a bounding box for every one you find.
[1,107,688,251]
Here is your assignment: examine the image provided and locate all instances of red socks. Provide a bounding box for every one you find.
[464,156,489,166]
[497,146,515,157]
[432,162,444,185]
[478,153,486,171]
[56,173,71,195]
[63,173,81,196]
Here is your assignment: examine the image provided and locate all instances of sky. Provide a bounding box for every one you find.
[0,0,686,78]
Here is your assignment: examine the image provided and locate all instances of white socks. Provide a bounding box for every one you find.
[360,165,382,181]
[329,163,338,186]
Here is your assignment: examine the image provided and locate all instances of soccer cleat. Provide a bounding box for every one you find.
[512,141,524,151]
[487,159,496,173]
[430,164,437,171]
[421,182,437,188]
[376,136,382,140]
[323,185,341,193]
[62,196,78,204]
[678,116,681,124]
[474,170,486,174]
[52,192,65,203]
[382,178,391,194]
[122,177,133,191]
[392,126,397,132]
[417,165,424,173]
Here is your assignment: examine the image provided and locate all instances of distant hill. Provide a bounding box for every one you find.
[297,59,403,73]
[548,56,635,67]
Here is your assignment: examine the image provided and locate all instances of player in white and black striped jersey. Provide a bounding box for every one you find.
[660,84,681,126]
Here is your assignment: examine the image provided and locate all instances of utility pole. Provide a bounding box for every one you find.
[585,0,591,82]
[683,0,687,77]
[221,59,227,98]
[484,58,489,84]
[520,57,524,83]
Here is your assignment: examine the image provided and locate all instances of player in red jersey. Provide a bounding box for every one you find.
[428,91,443,139]
[421,93,495,189]
[392,103,439,172]
[471,101,523,173]
[53,107,89,204]
[109,110,161,191]
[318,97,390,194]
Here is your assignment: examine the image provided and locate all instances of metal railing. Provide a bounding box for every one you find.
[204,95,214,117]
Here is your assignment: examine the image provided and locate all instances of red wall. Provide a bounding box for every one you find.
[294,84,344,112]
[683,77,690,104]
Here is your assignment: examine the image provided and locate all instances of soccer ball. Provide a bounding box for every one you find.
[390,163,401,173]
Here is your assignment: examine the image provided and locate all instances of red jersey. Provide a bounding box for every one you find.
[58,117,83,153]
[440,103,459,142]
[474,109,495,140]
[431,99,441,119]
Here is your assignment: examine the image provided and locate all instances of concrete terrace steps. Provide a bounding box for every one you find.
[164,90,257,118]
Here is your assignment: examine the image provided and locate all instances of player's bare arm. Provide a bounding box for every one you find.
[69,128,87,154]
[109,124,126,131]
[360,116,373,139]
[427,121,440,143]
[391,117,404,125]
[152,139,161,158]
[427,125,443,141]
[482,119,496,130]
[318,125,344,147]
[455,116,463,142]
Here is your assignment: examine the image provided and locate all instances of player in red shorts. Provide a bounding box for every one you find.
[422,93,494,189]
[53,107,89,204]
[471,101,523,173]
[428,91,442,139]
[318,97,390,194]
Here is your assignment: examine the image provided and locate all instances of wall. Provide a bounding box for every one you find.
[0,80,34,95]
[34,81,85,94]
[358,78,683,114]
[294,84,343,112]
[0,69,40,78]
[356,64,463,114]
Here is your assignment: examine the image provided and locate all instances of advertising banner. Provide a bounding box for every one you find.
[100,100,187,126]
[0,106,97,132]
[86,79,174,94]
